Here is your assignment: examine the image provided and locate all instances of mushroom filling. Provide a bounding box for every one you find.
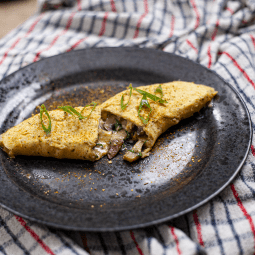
[94,113,148,162]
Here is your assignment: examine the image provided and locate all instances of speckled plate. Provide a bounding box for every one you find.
[0,48,252,231]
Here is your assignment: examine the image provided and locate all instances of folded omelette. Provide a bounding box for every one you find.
[0,81,217,162]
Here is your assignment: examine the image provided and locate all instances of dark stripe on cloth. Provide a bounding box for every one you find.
[98,233,109,255]
[0,215,30,255]
[230,183,255,252]
[50,229,80,255]
[209,200,225,255]
[115,232,127,255]
[217,62,255,115]
[219,195,244,254]
[15,216,55,255]
[0,245,7,255]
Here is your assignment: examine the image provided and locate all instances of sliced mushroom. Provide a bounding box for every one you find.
[103,114,116,131]
[107,129,127,159]
[137,126,145,136]
[123,139,144,162]
[121,119,134,133]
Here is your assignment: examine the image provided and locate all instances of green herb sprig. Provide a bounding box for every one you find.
[80,102,97,118]
[58,106,84,119]
[121,84,133,110]
[155,84,163,99]
[40,104,51,134]
[120,84,168,125]
[134,87,167,104]
[138,95,152,125]
[58,102,97,120]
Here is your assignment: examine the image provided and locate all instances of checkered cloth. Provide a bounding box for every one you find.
[0,0,255,254]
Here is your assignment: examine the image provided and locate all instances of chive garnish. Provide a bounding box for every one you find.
[120,84,167,125]
[155,84,163,99]
[138,152,142,157]
[58,106,83,119]
[134,87,168,104]
[121,84,133,110]
[138,95,152,125]
[96,143,103,147]
[40,104,51,134]
[128,150,135,153]
[80,102,97,118]
[58,102,97,120]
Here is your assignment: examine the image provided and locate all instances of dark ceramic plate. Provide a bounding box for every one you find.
[0,48,251,231]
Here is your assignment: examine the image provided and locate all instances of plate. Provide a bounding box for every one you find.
[0,48,251,231]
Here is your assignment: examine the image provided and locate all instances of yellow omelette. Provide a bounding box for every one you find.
[0,81,217,162]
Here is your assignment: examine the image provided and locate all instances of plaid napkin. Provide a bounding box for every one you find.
[1,0,255,254]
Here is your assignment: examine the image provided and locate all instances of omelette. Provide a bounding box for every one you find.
[0,106,105,161]
[0,81,217,162]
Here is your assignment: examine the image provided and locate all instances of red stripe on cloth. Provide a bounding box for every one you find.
[110,0,117,12]
[207,45,212,68]
[0,13,45,66]
[211,20,219,41]
[66,37,88,52]
[250,35,255,49]
[98,12,109,36]
[186,39,198,53]
[169,15,175,38]
[220,51,255,89]
[133,0,149,39]
[77,0,82,11]
[33,10,77,62]
[15,216,55,255]
[0,38,21,66]
[193,210,204,246]
[231,183,255,251]
[130,230,144,255]
[226,7,234,15]
[26,13,46,35]
[251,145,255,157]
[80,232,90,254]
[190,0,200,29]
[170,226,181,255]
[207,20,219,68]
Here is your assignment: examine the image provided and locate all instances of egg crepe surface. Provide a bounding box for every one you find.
[0,81,217,162]
[0,107,101,161]
[100,81,217,154]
